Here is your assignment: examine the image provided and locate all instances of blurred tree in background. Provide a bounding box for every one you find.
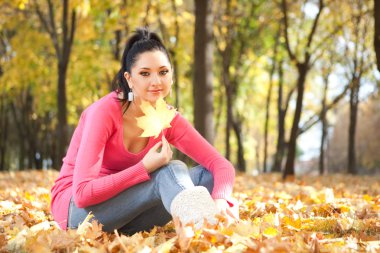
[0,0,379,177]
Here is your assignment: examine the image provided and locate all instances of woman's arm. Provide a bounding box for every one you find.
[71,106,150,208]
[166,114,235,199]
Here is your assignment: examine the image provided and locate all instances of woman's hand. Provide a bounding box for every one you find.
[214,198,239,224]
[142,136,173,173]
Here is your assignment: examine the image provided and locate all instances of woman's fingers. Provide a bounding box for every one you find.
[214,199,239,224]
[161,136,172,159]
[143,137,172,173]
[162,136,169,150]
[151,141,163,152]
[161,136,167,150]
[226,207,239,220]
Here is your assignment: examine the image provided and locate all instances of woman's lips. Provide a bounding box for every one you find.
[149,89,163,93]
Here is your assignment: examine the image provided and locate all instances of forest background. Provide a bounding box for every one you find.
[0,0,380,178]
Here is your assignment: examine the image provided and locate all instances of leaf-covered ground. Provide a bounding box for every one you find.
[0,170,379,253]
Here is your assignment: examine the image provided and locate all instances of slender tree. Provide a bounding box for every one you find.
[0,33,5,170]
[345,0,374,174]
[282,0,325,179]
[319,65,331,175]
[110,0,130,62]
[263,27,280,172]
[155,0,181,108]
[193,0,215,144]
[0,91,8,171]
[9,88,43,170]
[375,0,380,72]
[170,0,181,109]
[214,0,259,171]
[271,59,295,173]
[0,7,16,170]
[348,78,360,175]
[33,0,77,169]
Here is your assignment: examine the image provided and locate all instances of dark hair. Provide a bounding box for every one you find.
[112,27,171,106]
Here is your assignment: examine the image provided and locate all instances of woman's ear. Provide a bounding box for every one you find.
[124,71,131,80]
[124,72,132,88]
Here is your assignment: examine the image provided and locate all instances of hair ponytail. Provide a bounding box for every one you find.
[112,27,171,106]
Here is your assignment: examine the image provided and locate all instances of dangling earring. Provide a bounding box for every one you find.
[128,90,134,101]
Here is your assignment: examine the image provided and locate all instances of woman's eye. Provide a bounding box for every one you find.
[140,72,149,76]
[160,70,169,75]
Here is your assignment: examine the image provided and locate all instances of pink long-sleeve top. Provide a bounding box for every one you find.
[50,91,235,230]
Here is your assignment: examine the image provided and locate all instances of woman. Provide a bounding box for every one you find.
[50,27,237,235]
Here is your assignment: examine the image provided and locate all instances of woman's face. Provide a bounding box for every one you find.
[124,50,172,104]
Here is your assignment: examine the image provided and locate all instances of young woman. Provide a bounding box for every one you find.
[50,27,237,235]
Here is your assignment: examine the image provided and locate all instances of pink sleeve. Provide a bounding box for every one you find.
[166,114,235,199]
[72,106,150,208]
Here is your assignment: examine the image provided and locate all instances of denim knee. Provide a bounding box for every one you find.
[152,160,195,211]
[200,169,213,186]
[167,160,188,171]
[153,160,194,188]
[196,167,214,193]
[159,160,188,178]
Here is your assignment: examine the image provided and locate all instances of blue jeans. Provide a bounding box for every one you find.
[67,160,214,235]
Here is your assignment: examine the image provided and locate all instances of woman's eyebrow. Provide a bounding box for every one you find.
[138,66,168,70]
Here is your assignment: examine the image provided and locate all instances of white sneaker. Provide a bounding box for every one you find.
[170,186,218,229]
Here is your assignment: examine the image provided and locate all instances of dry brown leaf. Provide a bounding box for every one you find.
[1,171,379,252]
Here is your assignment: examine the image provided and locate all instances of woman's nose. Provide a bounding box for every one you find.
[150,73,162,85]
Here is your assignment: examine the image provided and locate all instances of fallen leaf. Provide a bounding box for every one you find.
[1,170,380,252]
[263,227,279,238]
[136,98,176,138]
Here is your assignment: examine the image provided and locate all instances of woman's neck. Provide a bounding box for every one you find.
[123,100,144,119]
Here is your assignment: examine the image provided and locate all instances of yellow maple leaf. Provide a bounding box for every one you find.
[263,227,279,238]
[136,98,176,138]
[283,216,301,231]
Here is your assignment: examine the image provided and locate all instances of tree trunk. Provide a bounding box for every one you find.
[281,0,324,178]
[319,110,327,175]
[232,118,245,171]
[10,100,26,170]
[193,0,214,144]
[272,60,285,172]
[263,97,272,171]
[225,81,233,160]
[35,0,76,169]
[25,89,35,170]
[113,29,122,61]
[348,77,360,174]
[55,61,68,169]
[319,75,329,175]
[23,87,43,170]
[221,40,233,160]
[374,0,380,72]
[283,63,308,179]
[214,0,255,169]
[170,0,180,109]
[44,112,54,169]
[263,33,279,172]
[55,0,76,169]
[0,94,8,171]
[27,141,34,169]
[19,140,26,170]
[256,141,261,172]
[346,0,368,175]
